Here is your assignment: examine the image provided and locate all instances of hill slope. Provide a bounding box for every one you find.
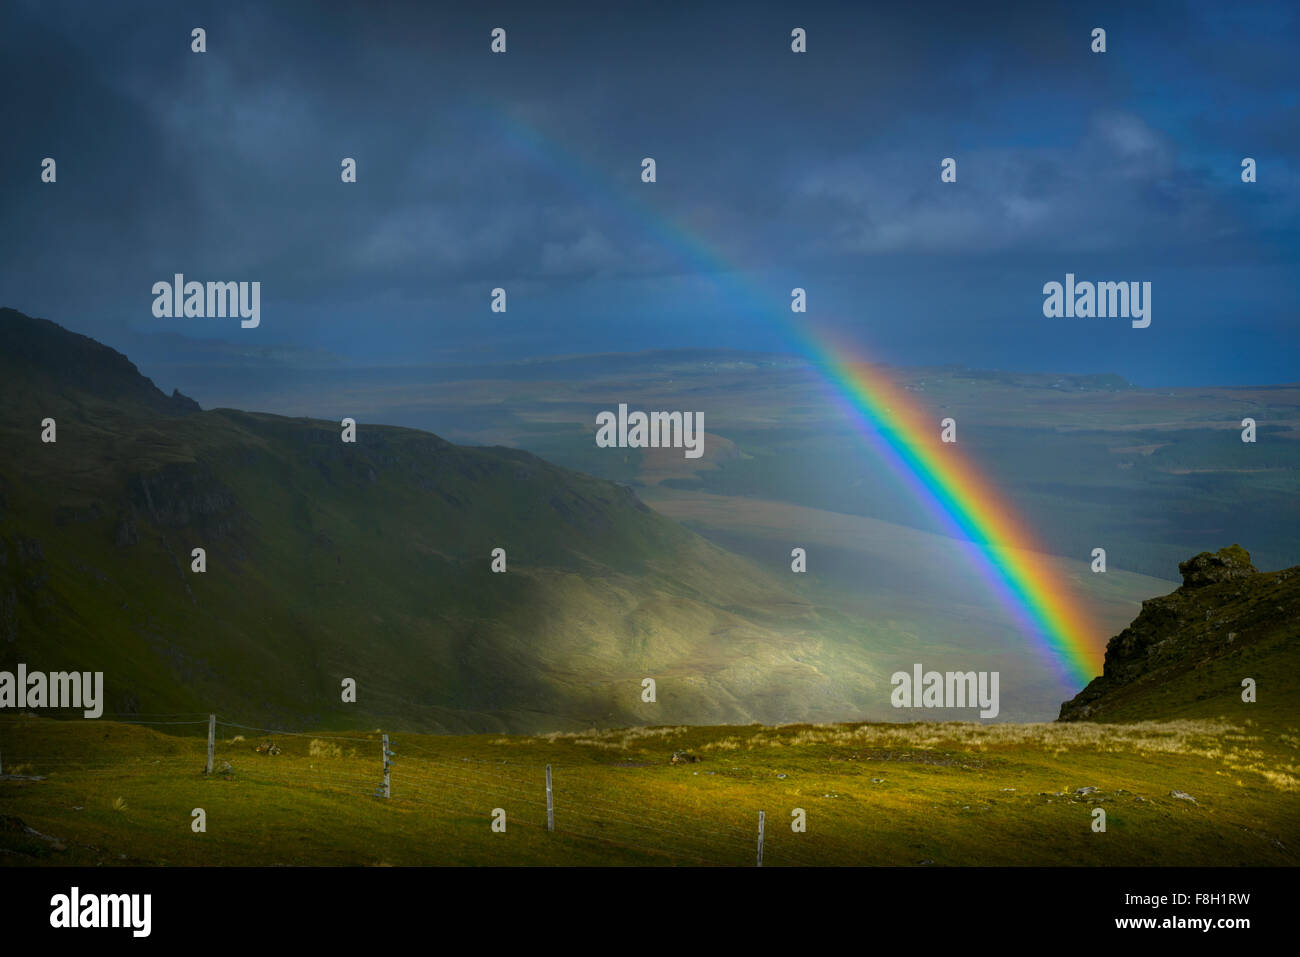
[0,308,878,732]
[1059,545,1300,724]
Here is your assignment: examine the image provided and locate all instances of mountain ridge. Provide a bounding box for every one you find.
[0,307,200,415]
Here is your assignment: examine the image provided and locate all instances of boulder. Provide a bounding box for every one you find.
[1178,545,1257,588]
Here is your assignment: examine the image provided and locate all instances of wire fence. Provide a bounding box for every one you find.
[0,713,827,866]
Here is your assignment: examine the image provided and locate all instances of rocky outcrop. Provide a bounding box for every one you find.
[1178,544,1257,588]
[131,462,239,538]
[1059,545,1298,721]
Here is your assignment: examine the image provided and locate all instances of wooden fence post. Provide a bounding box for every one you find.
[756,810,765,867]
[546,764,554,832]
[381,733,392,799]
[205,714,215,775]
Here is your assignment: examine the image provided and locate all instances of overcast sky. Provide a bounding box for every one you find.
[2,0,1296,385]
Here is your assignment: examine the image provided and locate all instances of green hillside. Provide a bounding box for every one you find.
[0,308,877,732]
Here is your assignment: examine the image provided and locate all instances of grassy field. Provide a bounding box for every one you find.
[3,713,1296,866]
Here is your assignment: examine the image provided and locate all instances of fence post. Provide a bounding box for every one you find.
[381,733,392,799]
[205,714,215,775]
[546,764,554,832]
[756,810,765,867]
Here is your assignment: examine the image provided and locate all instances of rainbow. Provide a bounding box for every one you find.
[810,331,1102,687]
[483,106,1105,687]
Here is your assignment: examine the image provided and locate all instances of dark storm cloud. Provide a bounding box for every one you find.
[0,0,1296,382]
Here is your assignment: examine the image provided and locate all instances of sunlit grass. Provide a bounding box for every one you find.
[2,713,1296,867]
